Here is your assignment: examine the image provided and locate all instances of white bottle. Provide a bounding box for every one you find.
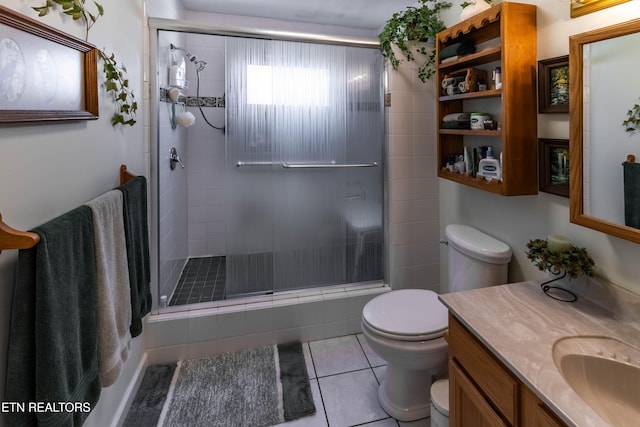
[494,66,502,90]
[478,147,501,181]
[169,50,186,88]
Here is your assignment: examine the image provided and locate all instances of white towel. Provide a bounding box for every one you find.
[85,190,132,387]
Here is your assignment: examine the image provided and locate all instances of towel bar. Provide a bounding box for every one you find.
[0,164,139,254]
[0,214,40,253]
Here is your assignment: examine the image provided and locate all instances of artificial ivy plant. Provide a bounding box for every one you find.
[623,97,640,134]
[525,238,595,279]
[378,0,452,83]
[33,0,137,126]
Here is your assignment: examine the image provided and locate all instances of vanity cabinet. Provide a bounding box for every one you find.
[448,314,568,427]
[435,2,538,196]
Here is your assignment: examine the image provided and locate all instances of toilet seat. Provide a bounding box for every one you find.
[362,289,448,342]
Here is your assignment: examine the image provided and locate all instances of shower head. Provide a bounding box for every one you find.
[170,43,207,71]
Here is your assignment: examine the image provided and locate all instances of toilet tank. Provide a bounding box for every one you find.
[445,224,512,293]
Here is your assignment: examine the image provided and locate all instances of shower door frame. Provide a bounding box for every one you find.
[148,18,390,313]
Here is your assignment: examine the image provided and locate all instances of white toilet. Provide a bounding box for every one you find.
[361,224,512,422]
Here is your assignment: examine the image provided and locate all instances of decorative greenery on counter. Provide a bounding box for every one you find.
[378,0,452,83]
[525,238,595,279]
[623,97,640,134]
[32,0,137,127]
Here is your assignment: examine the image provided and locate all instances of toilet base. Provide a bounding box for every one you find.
[377,362,437,422]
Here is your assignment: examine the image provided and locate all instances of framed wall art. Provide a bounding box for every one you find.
[0,5,98,124]
[539,138,570,198]
[538,55,569,114]
[571,0,631,18]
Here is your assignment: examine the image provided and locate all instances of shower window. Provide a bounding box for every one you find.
[246,65,329,106]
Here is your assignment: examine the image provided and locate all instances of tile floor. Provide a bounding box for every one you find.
[284,334,431,427]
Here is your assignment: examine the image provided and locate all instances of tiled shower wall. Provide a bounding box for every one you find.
[184,33,227,258]
[387,45,440,292]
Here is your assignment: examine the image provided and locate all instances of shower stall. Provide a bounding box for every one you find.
[151,22,386,309]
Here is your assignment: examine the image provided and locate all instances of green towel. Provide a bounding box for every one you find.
[6,206,101,427]
[623,162,640,228]
[118,176,152,337]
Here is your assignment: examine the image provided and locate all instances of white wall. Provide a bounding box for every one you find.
[0,0,148,425]
[438,1,640,296]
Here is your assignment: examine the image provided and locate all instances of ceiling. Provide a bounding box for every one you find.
[180,0,418,31]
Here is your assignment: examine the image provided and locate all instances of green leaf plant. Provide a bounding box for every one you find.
[378,0,452,83]
[525,238,595,279]
[623,97,640,134]
[32,0,137,126]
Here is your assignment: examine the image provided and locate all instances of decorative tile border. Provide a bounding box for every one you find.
[160,88,225,108]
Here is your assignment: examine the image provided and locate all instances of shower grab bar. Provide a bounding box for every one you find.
[236,161,378,168]
[282,162,378,169]
[236,161,276,167]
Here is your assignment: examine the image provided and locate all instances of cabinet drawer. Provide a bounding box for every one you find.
[448,314,519,425]
[450,360,509,427]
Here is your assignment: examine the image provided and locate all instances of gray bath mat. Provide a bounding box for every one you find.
[124,343,315,427]
[122,363,177,427]
[277,342,316,421]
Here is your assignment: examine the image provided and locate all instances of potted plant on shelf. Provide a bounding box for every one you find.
[525,236,595,302]
[379,0,452,83]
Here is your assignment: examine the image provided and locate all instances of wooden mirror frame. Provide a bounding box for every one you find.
[569,18,640,244]
[570,0,631,19]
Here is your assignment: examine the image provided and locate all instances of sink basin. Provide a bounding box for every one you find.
[552,336,640,426]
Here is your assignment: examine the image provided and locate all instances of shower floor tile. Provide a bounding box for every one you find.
[169,256,226,306]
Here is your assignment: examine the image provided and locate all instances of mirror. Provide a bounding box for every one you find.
[569,18,640,244]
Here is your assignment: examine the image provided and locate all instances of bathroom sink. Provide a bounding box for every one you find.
[552,336,640,426]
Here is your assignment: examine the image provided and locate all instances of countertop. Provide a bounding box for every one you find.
[439,280,640,427]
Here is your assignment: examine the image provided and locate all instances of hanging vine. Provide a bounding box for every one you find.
[32,0,137,126]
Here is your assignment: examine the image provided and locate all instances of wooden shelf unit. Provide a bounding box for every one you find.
[436,2,538,196]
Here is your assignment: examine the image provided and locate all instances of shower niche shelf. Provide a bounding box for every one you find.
[435,2,538,196]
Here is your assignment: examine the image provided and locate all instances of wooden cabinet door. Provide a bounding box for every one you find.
[450,360,509,427]
[521,387,567,427]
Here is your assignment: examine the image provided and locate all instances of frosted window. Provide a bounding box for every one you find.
[247,65,329,106]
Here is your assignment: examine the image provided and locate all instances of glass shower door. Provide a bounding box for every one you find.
[225,37,383,297]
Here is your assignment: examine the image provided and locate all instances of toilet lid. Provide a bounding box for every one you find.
[362,289,448,341]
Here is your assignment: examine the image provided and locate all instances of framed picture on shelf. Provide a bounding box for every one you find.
[539,138,569,198]
[0,5,99,125]
[538,56,569,114]
[570,0,631,18]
